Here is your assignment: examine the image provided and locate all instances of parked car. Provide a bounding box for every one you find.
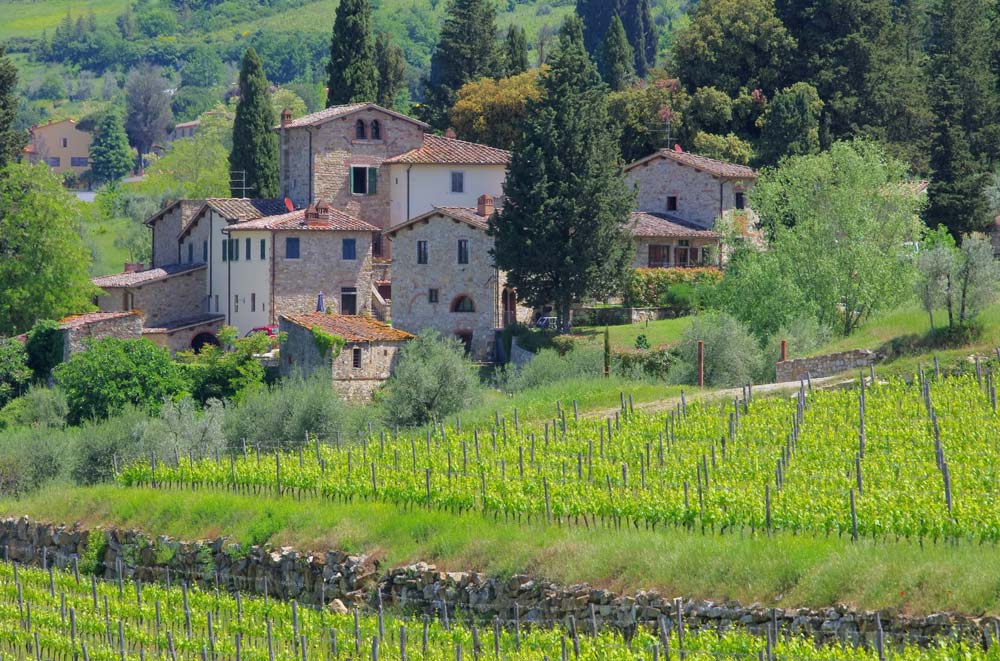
[246,325,278,338]
[535,316,558,330]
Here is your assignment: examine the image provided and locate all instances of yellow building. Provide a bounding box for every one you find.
[24,119,92,175]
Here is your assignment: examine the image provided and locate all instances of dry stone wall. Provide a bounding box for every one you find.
[0,516,993,647]
[775,350,877,383]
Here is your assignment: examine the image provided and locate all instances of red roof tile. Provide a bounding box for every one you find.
[142,314,225,334]
[626,149,757,179]
[384,134,510,165]
[630,212,721,239]
[202,198,289,221]
[225,207,377,232]
[385,206,491,237]
[278,103,429,130]
[92,263,206,289]
[282,314,415,343]
[58,311,140,329]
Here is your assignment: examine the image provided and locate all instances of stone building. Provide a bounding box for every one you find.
[629,212,721,268]
[386,195,530,361]
[279,312,414,400]
[144,199,207,269]
[56,311,144,360]
[625,147,757,232]
[23,119,92,177]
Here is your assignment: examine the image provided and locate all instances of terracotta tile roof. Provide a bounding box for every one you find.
[58,311,140,329]
[384,134,511,165]
[204,198,289,221]
[630,212,721,239]
[625,149,757,179]
[899,180,929,196]
[142,314,225,334]
[143,199,205,227]
[92,263,206,289]
[282,313,415,343]
[385,206,492,238]
[225,207,378,232]
[278,102,429,130]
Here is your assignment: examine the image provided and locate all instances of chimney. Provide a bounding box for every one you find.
[477,194,495,218]
[305,201,332,227]
[444,127,457,140]
[280,107,293,128]
[124,262,144,273]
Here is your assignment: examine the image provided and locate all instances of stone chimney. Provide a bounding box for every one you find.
[124,262,144,273]
[305,201,333,227]
[280,107,293,128]
[444,127,457,140]
[477,194,495,218]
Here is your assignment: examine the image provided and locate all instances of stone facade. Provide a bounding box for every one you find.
[59,312,144,360]
[143,316,226,354]
[626,156,754,229]
[632,237,719,269]
[2,516,994,647]
[96,267,207,328]
[149,200,204,269]
[279,317,409,400]
[388,211,529,361]
[775,349,877,383]
[272,230,374,318]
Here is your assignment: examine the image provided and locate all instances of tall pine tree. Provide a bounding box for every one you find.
[491,15,634,332]
[577,0,657,77]
[926,0,996,236]
[599,15,635,90]
[375,32,408,109]
[230,48,279,199]
[503,25,530,77]
[89,107,133,185]
[421,0,500,129]
[0,46,24,171]
[326,0,378,107]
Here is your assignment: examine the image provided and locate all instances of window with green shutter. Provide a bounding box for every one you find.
[368,167,377,195]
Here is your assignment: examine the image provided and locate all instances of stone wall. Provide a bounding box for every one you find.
[775,349,877,383]
[272,230,374,318]
[571,307,681,327]
[627,156,753,229]
[150,201,203,269]
[61,313,144,360]
[632,238,719,269]
[96,268,207,328]
[0,516,993,648]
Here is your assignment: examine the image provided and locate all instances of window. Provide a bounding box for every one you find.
[428,288,439,304]
[451,171,464,193]
[352,347,362,369]
[251,293,256,312]
[341,287,357,315]
[61,138,67,148]
[370,120,381,140]
[667,196,678,212]
[735,192,745,210]
[46,157,60,167]
[221,240,227,261]
[122,291,133,310]
[260,239,266,260]
[234,294,239,313]
[648,245,670,268]
[372,231,383,258]
[202,241,208,263]
[71,157,88,167]
[187,243,194,263]
[417,240,428,265]
[457,239,469,264]
[355,119,367,139]
[245,238,252,260]
[214,295,219,312]
[234,238,240,261]
[285,237,300,259]
[351,166,377,195]
[451,296,475,313]
[342,238,357,260]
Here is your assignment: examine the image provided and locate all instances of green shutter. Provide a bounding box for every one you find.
[368,167,377,195]
[350,168,356,194]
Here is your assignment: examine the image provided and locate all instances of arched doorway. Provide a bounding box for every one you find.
[191,333,220,353]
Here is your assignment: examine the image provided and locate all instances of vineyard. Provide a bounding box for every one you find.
[117,373,1000,544]
[0,558,993,661]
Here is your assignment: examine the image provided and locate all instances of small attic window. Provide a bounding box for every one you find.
[356,119,367,140]
[371,120,381,140]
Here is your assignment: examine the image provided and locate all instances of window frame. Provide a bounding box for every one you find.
[70,156,88,167]
[667,196,678,212]
[735,191,746,210]
[457,239,469,265]
[342,238,357,261]
[260,239,266,260]
[285,237,300,260]
[341,286,358,315]
[245,238,252,260]
[187,243,194,264]
[221,239,228,262]
[370,120,381,140]
[352,347,362,369]
[202,240,208,263]
[416,240,428,265]
[355,119,367,140]
[428,288,439,304]
[451,295,476,313]
[450,171,465,194]
[350,166,378,196]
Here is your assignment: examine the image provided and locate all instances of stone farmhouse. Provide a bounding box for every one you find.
[279,312,414,399]
[385,195,531,361]
[624,146,758,267]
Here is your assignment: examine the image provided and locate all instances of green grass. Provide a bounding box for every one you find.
[81,217,131,277]
[574,317,693,351]
[0,0,127,41]
[9,485,1000,616]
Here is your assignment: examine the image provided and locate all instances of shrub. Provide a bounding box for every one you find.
[670,312,763,387]
[25,319,63,381]
[0,338,31,408]
[761,317,831,381]
[381,330,478,427]
[53,338,189,423]
[496,346,604,393]
[0,385,67,430]
[624,268,724,308]
[615,348,677,380]
[176,326,270,404]
[0,425,68,496]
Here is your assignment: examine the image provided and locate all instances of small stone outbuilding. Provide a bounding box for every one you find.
[56,311,144,360]
[629,211,722,268]
[279,313,414,400]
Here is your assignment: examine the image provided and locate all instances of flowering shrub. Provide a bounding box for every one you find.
[624,267,724,308]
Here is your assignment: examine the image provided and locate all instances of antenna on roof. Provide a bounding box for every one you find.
[230,170,250,198]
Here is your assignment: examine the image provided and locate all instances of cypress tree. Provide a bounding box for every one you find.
[375,32,408,109]
[89,107,133,185]
[503,25,530,77]
[577,0,620,58]
[490,15,635,332]
[599,16,635,90]
[326,0,378,106]
[0,46,24,171]
[577,0,656,76]
[422,0,501,129]
[229,48,279,199]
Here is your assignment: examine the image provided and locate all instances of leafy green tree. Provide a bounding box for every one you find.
[0,164,96,335]
[925,0,996,237]
[326,0,379,106]
[141,128,229,198]
[449,70,543,150]
[53,338,188,424]
[670,312,763,387]
[0,46,25,171]
[375,32,408,109]
[421,0,501,129]
[176,326,270,405]
[381,330,478,427]
[599,16,635,91]
[24,319,63,381]
[577,0,657,77]
[671,0,795,97]
[606,79,688,163]
[124,64,173,171]
[89,107,133,186]
[491,16,635,332]
[503,25,530,77]
[692,132,753,165]
[0,339,30,409]
[686,86,733,135]
[756,82,823,165]
[230,48,279,198]
[181,44,225,88]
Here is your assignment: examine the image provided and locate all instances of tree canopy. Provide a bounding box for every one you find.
[89,107,134,185]
[326,0,379,106]
[230,48,279,198]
